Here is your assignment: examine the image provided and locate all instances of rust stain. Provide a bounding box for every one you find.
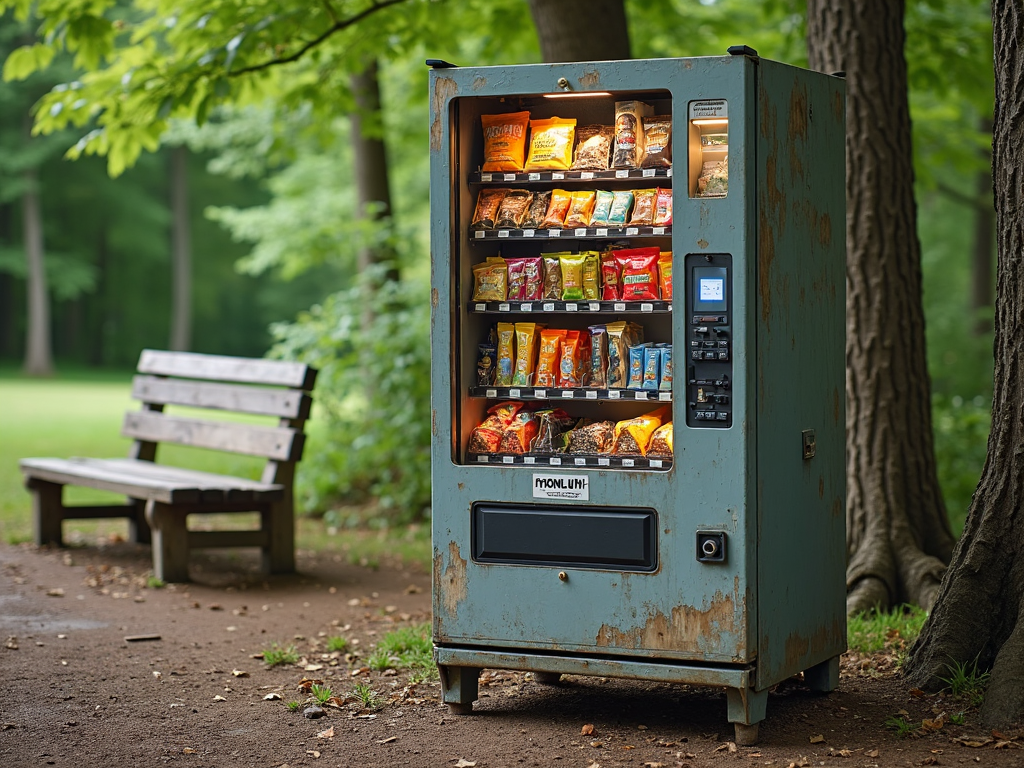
[431,409,437,436]
[758,214,775,328]
[434,541,467,620]
[472,76,487,91]
[595,590,738,653]
[696,238,709,250]
[457,482,464,491]
[832,89,844,124]
[784,617,845,672]
[430,77,458,151]
[789,82,808,140]
[578,70,601,89]
[833,496,842,518]
[431,287,439,308]
[819,213,832,247]
[818,476,825,499]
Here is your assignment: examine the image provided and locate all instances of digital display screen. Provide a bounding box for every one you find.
[692,266,728,312]
[699,278,725,302]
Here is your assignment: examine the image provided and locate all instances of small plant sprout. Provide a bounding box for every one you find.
[146,575,165,589]
[353,682,382,710]
[310,683,333,705]
[325,636,348,653]
[949,711,967,726]
[940,656,990,707]
[262,642,300,668]
[885,715,918,738]
[367,648,395,672]
[286,700,301,712]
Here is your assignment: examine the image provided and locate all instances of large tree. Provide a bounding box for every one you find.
[904,0,1024,727]
[806,0,956,615]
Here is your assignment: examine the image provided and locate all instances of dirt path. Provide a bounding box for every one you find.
[1,541,1020,768]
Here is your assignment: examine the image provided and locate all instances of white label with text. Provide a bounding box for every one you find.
[533,473,590,501]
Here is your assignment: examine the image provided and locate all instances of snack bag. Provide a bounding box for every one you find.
[606,321,643,388]
[697,158,729,197]
[511,322,542,386]
[471,188,509,230]
[506,258,528,301]
[647,422,673,457]
[559,253,587,301]
[571,125,614,170]
[525,117,576,171]
[611,406,671,456]
[658,345,673,392]
[642,345,662,391]
[542,189,573,228]
[535,329,567,387]
[521,190,552,230]
[588,325,609,388]
[600,251,621,300]
[566,420,616,454]
[477,343,497,386]
[530,409,575,453]
[658,252,673,300]
[557,329,590,388]
[499,410,540,454]
[481,111,530,172]
[653,187,673,227]
[607,190,634,226]
[494,189,535,229]
[616,247,662,301]
[582,251,600,300]
[522,257,544,301]
[590,190,615,227]
[640,116,672,169]
[468,401,522,453]
[612,100,652,168]
[495,322,516,386]
[471,257,508,301]
[563,190,597,229]
[628,188,657,226]
[627,343,647,389]
[543,254,564,299]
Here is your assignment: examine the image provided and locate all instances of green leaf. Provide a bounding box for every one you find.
[2,43,55,81]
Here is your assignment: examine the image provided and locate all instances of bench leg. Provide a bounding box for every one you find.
[29,479,65,547]
[128,499,151,545]
[261,500,295,575]
[145,500,189,583]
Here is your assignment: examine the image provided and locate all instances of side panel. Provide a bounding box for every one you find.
[754,61,847,689]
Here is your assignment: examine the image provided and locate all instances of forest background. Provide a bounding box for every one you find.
[0,0,995,535]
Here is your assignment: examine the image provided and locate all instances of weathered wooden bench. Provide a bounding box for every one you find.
[20,350,317,582]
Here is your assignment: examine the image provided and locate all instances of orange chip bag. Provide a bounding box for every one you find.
[535,329,567,387]
[542,189,573,228]
[658,252,673,301]
[481,111,530,172]
[525,117,576,171]
[557,329,590,388]
[563,190,597,229]
[611,406,671,456]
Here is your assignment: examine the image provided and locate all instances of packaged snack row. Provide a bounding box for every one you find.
[472,248,672,303]
[471,187,672,231]
[477,320,672,392]
[480,102,671,173]
[468,401,673,458]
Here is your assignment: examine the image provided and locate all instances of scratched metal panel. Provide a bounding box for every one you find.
[753,60,847,689]
[430,57,758,665]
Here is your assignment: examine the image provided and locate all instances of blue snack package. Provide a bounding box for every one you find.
[628,344,647,389]
[659,345,673,391]
[643,346,661,390]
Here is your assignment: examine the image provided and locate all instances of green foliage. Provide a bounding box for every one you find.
[932,395,990,536]
[261,642,299,668]
[269,277,431,523]
[847,605,929,655]
[285,700,301,712]
[309,682,333,705]
[940,656,990,707]
[375,622,432,669]
[885,715,919,738]
[352,681,382,709]
[146,575,165,589]
[325,635,348,653]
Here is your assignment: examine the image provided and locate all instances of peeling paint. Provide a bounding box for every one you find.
[595,590,739,653]
[579,70,601,89]
[697,238,709,249]
[472,76,487,91]
[431,287,439,308]
[788,82,809,140]
[434,541,467,621]
[431,409,437,437]
[430,77,458,151]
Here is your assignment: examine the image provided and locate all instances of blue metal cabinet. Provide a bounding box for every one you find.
[429,52,846,744]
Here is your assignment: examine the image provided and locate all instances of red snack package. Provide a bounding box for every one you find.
[654,187,673,226]
[658,252,673,301]
[468,401,523,454]
[522,257,544,301]
[601,251,621,300]
[499,411,540,454]
[616,247,662,301]
[506,258,527,301]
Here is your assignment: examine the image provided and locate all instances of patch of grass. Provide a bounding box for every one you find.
[367,648,394,672]
[286,700,301,713]
[408,666,439,685]
[353,681,382,710]
[885,715,919,738]
[847,605,929,655]
[303,520,431,572]
[374,622,432,670]
[310,683,333,705]
[949,711,967,726]
[325,635,348,653]
[940,656,990,707]
[146,576,166,589]
[262,642,300,668]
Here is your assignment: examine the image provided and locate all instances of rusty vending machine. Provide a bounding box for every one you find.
[428,49,846,743]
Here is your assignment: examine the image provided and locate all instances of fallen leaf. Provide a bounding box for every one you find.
[954,736,993,748]
[586,763,601,768]
[922,716,946,731]
[992,730,1008,740]
[788,758,810,768]
[183,747,196,754]
[305,663,324,672]
[910,688,927,697]
[827,747,853,757]
[263,693,281,701]
[46,588,64,597]
[581,724,595,736]
[715,742,738,753]
[994,741,1017,749]
[866,749,879,758]
[212,695,227,701]
[378,736,397,744]
[317,726,335,739]
[810,734,825,743]
[454,760,477,768]
[231,669,248,678]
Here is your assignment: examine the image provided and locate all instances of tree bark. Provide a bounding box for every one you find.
[807,0,955,614]
[169,145,192,352]
[970,117,994,336]
[22,114,53,376]
[350,59,399,284]
[904,0,1024,727]
[528,0,631,62]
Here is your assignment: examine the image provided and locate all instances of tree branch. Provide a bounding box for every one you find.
[229,0,409,77]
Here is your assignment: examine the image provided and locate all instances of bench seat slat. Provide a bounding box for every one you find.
[121,411,304,462]
[132,376,311,419]
[138,350,315,390]
[20,458,284,505]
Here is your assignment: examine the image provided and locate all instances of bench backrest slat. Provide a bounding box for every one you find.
[137,350,316,390]
[131,376,312,420]
[122,411,305,462]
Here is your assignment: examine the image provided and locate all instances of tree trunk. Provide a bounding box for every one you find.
[350,59,399,284]
[904,0,1024,727]
[22,117,53,376]
[807,0,955,614]
[970,117,995,337]
[528,0,631,62]
[169,145,192,351]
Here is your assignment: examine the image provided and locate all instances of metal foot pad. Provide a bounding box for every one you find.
[734,721,759,746]
[533,672,562,685]
[447,702,474,715]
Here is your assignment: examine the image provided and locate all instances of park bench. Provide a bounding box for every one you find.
[20,350,318,583]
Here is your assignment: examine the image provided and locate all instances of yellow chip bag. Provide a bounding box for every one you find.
[563,190,597,229]
[481,111,530,172]
[512,322,543,386]
[472,257,508,301]
[611,406,671,456]
[525,117,577,171]
[496,322,516,386]
[647,423,673,458]
[582,251,600,300]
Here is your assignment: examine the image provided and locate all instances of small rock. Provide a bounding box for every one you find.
[303,706,325,719]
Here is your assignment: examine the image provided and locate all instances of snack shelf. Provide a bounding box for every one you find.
[470,300,672,314]
[473,168,673,184]
[468,452,672,469]
[470,386,672,402]
[472,226,671,241]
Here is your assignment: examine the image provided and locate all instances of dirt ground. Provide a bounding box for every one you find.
[1,540,1021,768]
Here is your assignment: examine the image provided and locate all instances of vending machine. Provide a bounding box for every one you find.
[429,49,846,744]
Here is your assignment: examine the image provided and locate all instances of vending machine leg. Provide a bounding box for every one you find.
[726,686,769,746]
[803,655,841,692]
[532,671,563,685]
[438,664,480,715]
